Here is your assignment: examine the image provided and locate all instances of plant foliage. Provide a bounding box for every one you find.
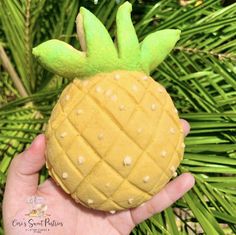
[0,0,236,234]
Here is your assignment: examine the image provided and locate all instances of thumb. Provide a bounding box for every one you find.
[4,134,46,199]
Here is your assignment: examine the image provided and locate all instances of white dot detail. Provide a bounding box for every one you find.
[128,198,134,204]
[95,86,103,93]
[77,156,85,165]
[170,128,175,134]
[175,108,178,114]
[139,203,145,207]
[87,199,93,204]
[170,166,177,177]
[98,133,104,140]
[62,172,68,179]
[60,132,67,138]
[75,198,80,203]
[76,109,84,115]
[82,80,89,86]
[110,210,116,214]
[137,128,143,134]
[143,175,150,183]
[132,84,138,92]
[114,74,120,80]
[143,76,148,81]
[151,104,157,111]
[111,94,117,101]
[105,89,113,97]
[170,166,175,172]
[182,143,186,148]
[161,150,167,157]
[65,95,70,101]
[119,104,125,111]
[123,156,132,166]
[158,87,165,93]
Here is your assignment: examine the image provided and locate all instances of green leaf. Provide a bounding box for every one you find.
[1,1,236,234]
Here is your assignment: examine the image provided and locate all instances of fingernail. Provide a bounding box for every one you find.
[180,119,191,136]
[30,134,45,149]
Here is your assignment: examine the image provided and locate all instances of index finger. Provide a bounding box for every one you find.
[130,173,195,225]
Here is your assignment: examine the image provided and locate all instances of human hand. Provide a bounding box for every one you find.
[3,119,194,235]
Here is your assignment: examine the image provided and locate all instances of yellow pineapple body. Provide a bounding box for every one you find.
[46,70,184,211]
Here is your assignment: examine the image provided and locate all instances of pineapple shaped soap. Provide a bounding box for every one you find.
[33,2,185,212]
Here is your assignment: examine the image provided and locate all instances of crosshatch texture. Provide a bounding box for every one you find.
[45,70,185,211]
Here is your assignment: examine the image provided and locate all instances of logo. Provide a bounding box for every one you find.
[11,196,63,234]
[25,195,50,218]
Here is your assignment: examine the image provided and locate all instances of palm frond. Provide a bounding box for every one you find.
[0,0,236,234]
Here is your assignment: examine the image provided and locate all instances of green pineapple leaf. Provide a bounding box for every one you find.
[140,29,181,73]
[33,1,180,79]
[116,2,141,69]
[1,0,236,234]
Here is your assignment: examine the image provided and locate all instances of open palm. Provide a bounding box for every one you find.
[3,120,194,235]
